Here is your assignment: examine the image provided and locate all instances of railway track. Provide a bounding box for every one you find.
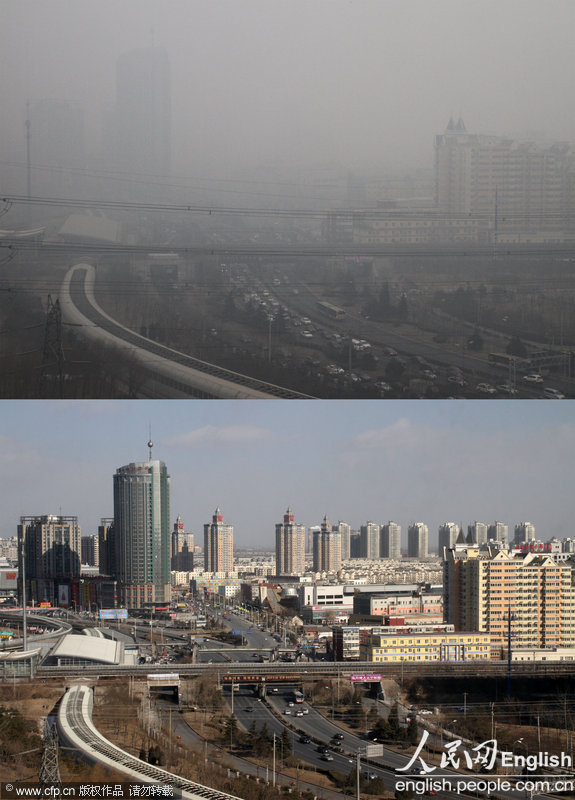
[57,684,244,800]
[61,263,314,399]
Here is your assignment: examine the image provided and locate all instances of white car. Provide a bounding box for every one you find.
[476,382,496,395]
[543,387,565,399]
[301,330,313,339]
[523,373,543,384]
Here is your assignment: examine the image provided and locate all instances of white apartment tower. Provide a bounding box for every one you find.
[408,522,429,558]
[381,521,402,559]
[438,522,460,554]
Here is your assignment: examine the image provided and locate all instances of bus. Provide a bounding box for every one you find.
[488,352,530,371]
[317,300,345,320]
[293,690,304,704]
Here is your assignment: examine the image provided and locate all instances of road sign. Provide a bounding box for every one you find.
[365,744,384,757]
[232,630,241,635]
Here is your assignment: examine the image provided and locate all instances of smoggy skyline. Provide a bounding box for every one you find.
[0,400,572,551]
[2,0,574,201]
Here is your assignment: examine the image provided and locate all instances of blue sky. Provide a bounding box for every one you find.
[1,400,573,550]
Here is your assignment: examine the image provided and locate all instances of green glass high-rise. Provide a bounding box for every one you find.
[113,449,170,609]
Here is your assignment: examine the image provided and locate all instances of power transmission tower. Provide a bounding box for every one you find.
[40,295,64,396]
[38,721,62,788]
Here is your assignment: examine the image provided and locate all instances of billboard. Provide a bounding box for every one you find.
[99,608,128,620]
[350,673,383,682]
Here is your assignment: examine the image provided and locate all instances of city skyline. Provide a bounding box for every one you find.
[0,399,572,550]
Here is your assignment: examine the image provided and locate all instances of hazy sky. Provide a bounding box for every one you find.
[1,399,573,550]
[2,0,574,189]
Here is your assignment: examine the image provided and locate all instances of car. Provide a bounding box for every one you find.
[419,709,433,715]
[523,373,543,384]
[496,383,518,395]
[299,735,311,743]
[302,707,309,714]
[476,382,496,395]
[301,330,313,339]
[544,387,565,399]
[296,710,304,716]
[448,375,465,386]
[317,745,329,753]
[245,707,254,712]
[288,702,295,707]
[333,733,344,740]
[284,709,292,715]
[363,772,377,780]
[321,754,334,761]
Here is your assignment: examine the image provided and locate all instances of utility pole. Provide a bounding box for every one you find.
[40,296,65,397]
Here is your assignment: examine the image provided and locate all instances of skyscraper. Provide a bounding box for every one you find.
[468,521,489,545]
[204,508,234,573]
[381,521,402,559]
[171,516,194,571]
[438,522,460,553]
[275,507,305,576]
[312,516,342,574]
[360,521,380,560]
[113,443,170,608]
[514,521,536,545]
[488,521,509,545]
[333,521,351,561]
[105,46,171,182]
[18,515,81,605]
[408,522,429,558]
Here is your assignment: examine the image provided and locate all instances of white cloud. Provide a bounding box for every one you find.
[164,425,274,448]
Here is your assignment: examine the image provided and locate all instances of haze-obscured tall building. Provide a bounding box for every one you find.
[113,443,171,608]
[171,516,194,571]
[18,515,81,605]
[408,522,429,558]
[275,507,305,576]
[105,47,171,182]
[204,508,234,573]
[27,99,86,197]
[381,521,402,559]
[435,117,574,238]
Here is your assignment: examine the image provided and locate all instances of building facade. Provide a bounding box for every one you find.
[204,508,234,573]
[381,521,402,559]
[275,508,305,576]
[444,546,575,650]
[360,521,380,560]
[171,516,194,571]
[312,516,342,574]
[408,523,429,558]
[18,515,82,605]
[113,454,171,608]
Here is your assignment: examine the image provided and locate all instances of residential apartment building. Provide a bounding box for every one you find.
[334,521,351,561]
[360,521,380,560]
[360,628,491,663]
[435,117,575,240]
[408,523,429,558]
[438,523,460,554]
[443,547,575,650]
[18,515,82,605]
[204,508,234,573]
[381,521,402,559]
[275,508,305,576]
[171,516,194,571]
[514,522,536,545]
[312,516,342,574]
